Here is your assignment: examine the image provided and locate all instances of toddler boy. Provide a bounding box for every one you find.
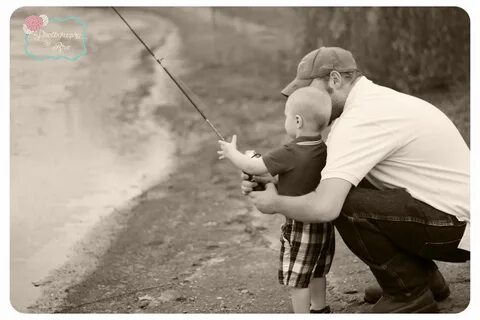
[218,87,335,313]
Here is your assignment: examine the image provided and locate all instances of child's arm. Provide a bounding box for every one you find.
[218,135,269,175]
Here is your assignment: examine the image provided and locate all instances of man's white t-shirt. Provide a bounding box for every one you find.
[322,77,470,251]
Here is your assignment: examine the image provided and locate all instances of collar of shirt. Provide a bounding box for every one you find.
[293,134,324,145]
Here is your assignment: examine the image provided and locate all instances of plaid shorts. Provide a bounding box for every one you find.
[278,219,335,288]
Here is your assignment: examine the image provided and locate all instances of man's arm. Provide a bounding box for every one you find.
[249,178,352,222]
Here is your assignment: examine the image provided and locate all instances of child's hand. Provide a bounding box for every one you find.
[218,135,238,160]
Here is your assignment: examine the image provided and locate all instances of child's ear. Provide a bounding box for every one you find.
[295,115,303,129]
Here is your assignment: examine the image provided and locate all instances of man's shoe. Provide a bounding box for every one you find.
[371,288,439,313]
[364,268,450,304]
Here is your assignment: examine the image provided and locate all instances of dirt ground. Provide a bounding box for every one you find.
[30,8,470,314]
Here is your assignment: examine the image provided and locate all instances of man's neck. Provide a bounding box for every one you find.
[346,76,362,98]
[330,76,362,124]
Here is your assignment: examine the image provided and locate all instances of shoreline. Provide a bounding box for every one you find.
[22,9,183,313]
[28,195,147,313]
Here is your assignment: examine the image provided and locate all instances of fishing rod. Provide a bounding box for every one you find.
[111,7,226,141]
[112,8,261,183]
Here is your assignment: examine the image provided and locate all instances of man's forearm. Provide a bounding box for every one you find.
[249,178,351,222]
[274,178,353,222]
[274,192,338,223]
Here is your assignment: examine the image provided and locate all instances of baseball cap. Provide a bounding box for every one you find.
[281,47,357,96]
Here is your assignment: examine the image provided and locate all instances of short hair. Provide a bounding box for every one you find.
[285,87,332,131]
[338,70,363,83]
[317,70,362,84]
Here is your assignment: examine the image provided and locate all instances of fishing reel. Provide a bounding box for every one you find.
[244,150,266,191]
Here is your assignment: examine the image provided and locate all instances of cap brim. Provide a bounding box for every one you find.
[281,78,314,97]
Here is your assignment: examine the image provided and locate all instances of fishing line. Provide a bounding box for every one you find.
[111,7,226,141]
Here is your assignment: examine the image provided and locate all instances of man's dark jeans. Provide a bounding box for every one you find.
[334,184,469,298]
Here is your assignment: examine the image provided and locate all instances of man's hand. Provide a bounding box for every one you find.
[241,172,277,195]
[218,135,238,160]
[248,183,279,214]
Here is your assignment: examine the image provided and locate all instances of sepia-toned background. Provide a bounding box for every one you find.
[10,7,469,313]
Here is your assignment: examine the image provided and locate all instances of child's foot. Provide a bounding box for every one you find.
[310,306,331,313]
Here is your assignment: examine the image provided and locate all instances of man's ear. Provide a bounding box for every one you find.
[295,115,303,129]
[328,70,342,89]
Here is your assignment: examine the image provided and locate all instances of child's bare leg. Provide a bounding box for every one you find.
[310,276,327,310]
[290,287,311,313]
